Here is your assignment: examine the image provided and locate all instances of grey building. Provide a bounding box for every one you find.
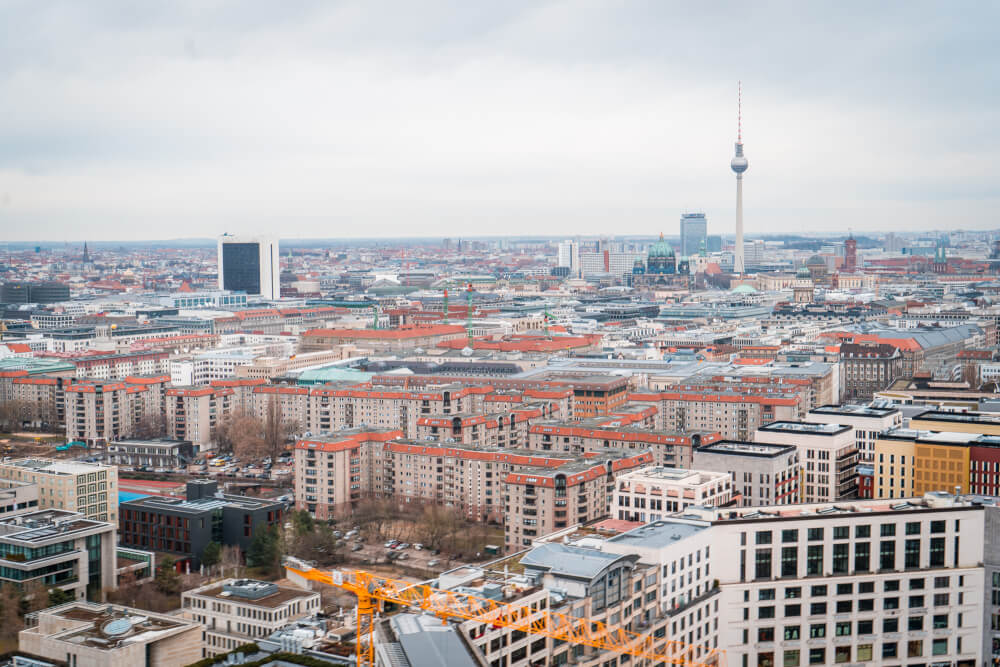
[679,213,707,257]
[119,480,284,567]
[105,438,194,469]
[692,440,800,507]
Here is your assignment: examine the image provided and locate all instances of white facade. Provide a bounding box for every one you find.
[217,234,280,300]
[613,467,733,522]
[806,405,903,463]
[756,422,858,503]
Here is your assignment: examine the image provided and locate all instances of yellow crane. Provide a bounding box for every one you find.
[284,559,723,667]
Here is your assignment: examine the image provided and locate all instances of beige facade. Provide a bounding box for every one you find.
[630,390,802,441]
[20,603,202,667]
[0,459,118,522]
[166,386,236,452]
[613,467,734,521]
[64,379,159,446]
[806,404,903,462]
[182,579,321,657]
[756,422,858,503]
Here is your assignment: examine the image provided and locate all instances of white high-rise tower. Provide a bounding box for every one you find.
[730,82,748,275]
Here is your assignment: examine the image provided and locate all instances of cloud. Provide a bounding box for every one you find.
[0,0,997,241]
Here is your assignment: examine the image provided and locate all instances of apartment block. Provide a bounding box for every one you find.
[691,440,800,507]
[299,324,467,353]
[182,578,321,657]
[613,467,734,521]
[166,385,236,452]
[0,459,118,522]
[840,342,905,401]
[0,509,116,600]
[65,379,159,446]
[527,416,720,468]
[20,602,203,667]
[414,403,555,448]
[874,429,977,499]
[504,451,653,551]
[629,389,802,441]
[755,422,858,503]
[806,403,903,462]
[11,376,67,430]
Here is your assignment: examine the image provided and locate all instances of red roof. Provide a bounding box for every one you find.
[303,325,467,340]
[4,343,31,353]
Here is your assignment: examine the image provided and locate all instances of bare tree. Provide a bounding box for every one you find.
[262,399,298,462]
[220,544,244,578]
[133,413,167,440]
[213,411,262,457]
[414,504,463,551]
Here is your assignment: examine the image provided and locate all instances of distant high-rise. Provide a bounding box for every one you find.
[679,213,708,257]
[730,82,749,275]
[217,234,280,300]
[844,234,858,272]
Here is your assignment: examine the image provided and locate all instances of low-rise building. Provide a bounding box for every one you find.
[612,467,733,521]
[182,578,321,657]
[20,602,202,667]
[104,439,194,469]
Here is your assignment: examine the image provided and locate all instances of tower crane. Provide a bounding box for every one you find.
[284,559,723,667]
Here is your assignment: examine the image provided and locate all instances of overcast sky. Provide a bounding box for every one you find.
[0,1,997,242]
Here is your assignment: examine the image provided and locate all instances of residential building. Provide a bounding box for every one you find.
[909,409,1000,437]
[613,467,733,521]
[20,602,202,667]
[119,480,284,567]
[64,379,160,447]
[182,578,321,657]
[806,403,903,462]
[756,422,858,502]
[691,440,800,506]
[217,234,280,300]
[0,509,116,600]
[165,385,236,452]
[630,389,802,441]
[299,325,467,353]
[0,459,118,522]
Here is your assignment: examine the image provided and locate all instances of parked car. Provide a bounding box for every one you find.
[351,544,364,552]
[384,540,398,548]
[427,559,439,567]
[413,543,423,551]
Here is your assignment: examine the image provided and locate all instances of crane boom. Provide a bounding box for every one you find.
[285,560,722,667]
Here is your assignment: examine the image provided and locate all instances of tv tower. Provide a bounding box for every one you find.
[730,82,749,274]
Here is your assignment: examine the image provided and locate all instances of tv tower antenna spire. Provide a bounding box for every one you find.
[730,81,749,275]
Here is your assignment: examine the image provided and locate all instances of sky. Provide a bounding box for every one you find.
[0,1,997,242]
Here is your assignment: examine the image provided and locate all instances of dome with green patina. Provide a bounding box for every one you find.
[648,232,675,258]
[796,265,812,279]
[806,254,826,266]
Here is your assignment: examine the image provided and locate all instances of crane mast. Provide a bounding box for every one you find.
[285,560,723,667]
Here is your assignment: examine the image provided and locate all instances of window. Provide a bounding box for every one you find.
[759,606,775,619]
[807,528,823,541]
[907,640,922,658]
[807,546,823,576]
[857,620,873,634]
[781,547,798,577]
[835,621,851,636]
[880,523,896,537]
[905,521,920,535]
[855,525,870,538]
[785,604,801,617]
[756,550,773,579]
[858,581,874,594]
[933,593,949,607]
[758,627,774,642]
[884,597,899,610]
[836,600,852,613]
[904,539,920,569]
[930,537,945,567]
[933,576,949,588]
[783,625,800,640]
[933,614,948,629]
[810,602,826,615]
[832,544,849,574]
[808,624,825,638]
[856,644,872,662]
[808,648,825,665]
[785,587,801,599]
[810,585,827,597]
[759,589,776,601]
[930,520,946,534]
[834,646,850,664]
[854,542,870,571]
[833,526,849,540]
[757,531,773,544]
[884,580,900,592]
[909,578,925,590]
[836,583,852,595]
[781,529,798,543]
[882,642,897,659]
[879,541,895,570]
[782,650,799,667]
[858,598,874,612]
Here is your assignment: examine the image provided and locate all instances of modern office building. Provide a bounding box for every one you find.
[0,508,116,600]
[118,480,284,567]
[679,213,708,257]
[612,467,734,521]
[756,422,859,502]
[691,440,800,507]
[0,281,70,304]
[806,403,903,462]
[217,234,280,300]
[0,459,118,522]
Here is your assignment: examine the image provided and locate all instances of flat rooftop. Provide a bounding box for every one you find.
[695,440,796,457]
[810,404,900,418]
[606,520,707,549]
[189,583,315,608]
[121,493,279,514]
[758,421,851,436]
[3,459,112,476]
[912,410,1000,425]
[41,603,190,650]
[619,467,728,485]
[0,510,107,544]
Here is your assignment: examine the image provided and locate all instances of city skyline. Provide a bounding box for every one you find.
[0,2,997,241]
